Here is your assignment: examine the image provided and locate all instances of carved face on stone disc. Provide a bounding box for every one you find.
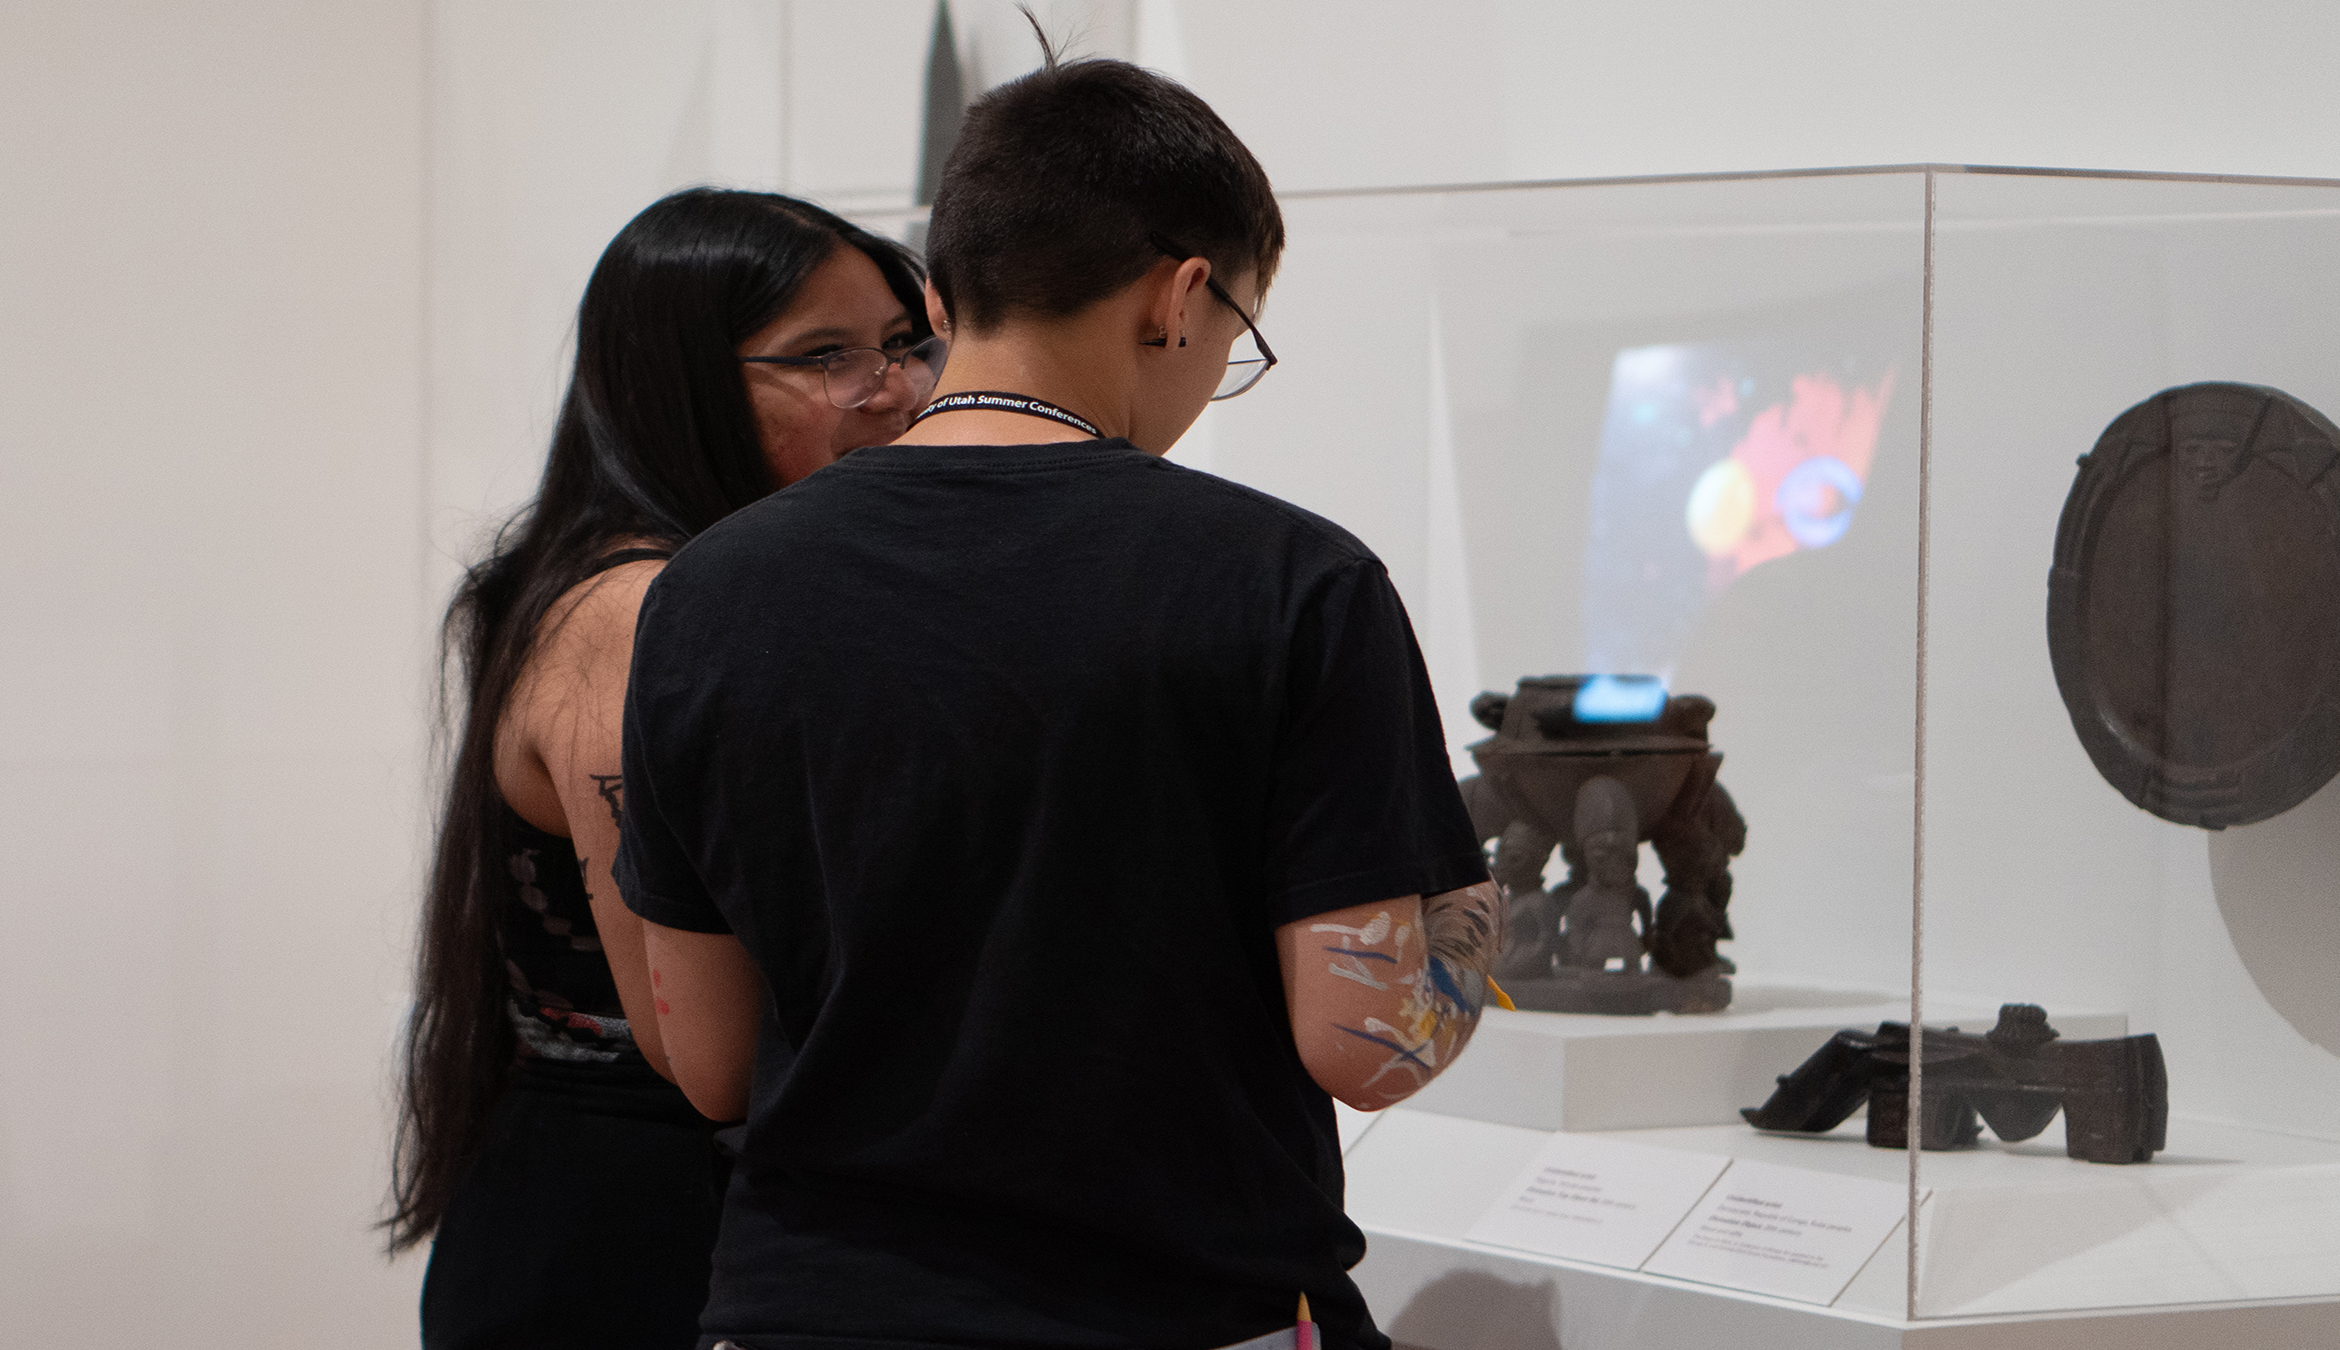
[2172,405,2253,501]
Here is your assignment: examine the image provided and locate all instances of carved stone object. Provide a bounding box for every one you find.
[2048,382,2340,828]
[1742,1004,2169,1164]
[1461,675,1744,1015]
[1561,779,1652,973]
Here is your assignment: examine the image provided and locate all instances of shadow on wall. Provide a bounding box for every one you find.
[2208,773,2340,1059]
[1386,1269,1566,1350]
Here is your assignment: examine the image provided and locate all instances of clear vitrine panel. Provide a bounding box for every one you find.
[1194,172,1938,1333]
[1205,173,1927,1002]
[1914,169,2340,1320]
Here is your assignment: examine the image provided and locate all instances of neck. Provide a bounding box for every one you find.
[895,316,1144,449]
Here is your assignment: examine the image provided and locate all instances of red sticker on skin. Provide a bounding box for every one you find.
[652,969,663,987]
[655,997,671,1015]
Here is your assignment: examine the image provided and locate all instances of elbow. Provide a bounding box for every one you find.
[1327,1080,1414,1113]
[667,1052,750,1123]
[676,1075,749,1125]
[637,1040,679,1086]
[687,1087,748,1125]
[1296,1034,1433,1113]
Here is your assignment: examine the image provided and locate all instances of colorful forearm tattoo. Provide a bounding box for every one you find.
[1312,881,1504,1104]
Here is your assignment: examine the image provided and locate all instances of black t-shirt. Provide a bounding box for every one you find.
[616,439,1487,1350]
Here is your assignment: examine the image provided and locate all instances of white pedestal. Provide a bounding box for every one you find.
[1381,986,2129,1133]
[1343,1107,2340,1349]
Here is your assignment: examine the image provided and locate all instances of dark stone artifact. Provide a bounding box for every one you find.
[1458,674,1745,1015]
[2048,382,2340,828]
[1742,1004,2169,1164]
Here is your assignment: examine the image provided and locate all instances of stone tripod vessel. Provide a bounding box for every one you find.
[1460,675,1745,1015]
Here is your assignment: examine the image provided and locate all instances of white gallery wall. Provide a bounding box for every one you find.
[8,1,2340,1343]
[0,2,430,1343]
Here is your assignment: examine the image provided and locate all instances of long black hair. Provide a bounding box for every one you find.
[387,188,927,1251]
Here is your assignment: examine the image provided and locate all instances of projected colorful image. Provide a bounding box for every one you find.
[1582,340,1897,677]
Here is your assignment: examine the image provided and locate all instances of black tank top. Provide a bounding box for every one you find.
[498,547,675,1063]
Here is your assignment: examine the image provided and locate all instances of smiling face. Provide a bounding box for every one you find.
[737,243,924,487]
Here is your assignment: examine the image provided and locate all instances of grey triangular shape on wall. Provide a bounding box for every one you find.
[916,0,966,208]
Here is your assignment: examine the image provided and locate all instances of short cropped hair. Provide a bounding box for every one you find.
[925,54,1284,333]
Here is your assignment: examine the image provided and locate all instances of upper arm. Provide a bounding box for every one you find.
[1262,563,1493,1108]
[640,920,764,1122]
[1263,561,1488,924]
[1276,895,1434,1110]
[604,569,768,1117]
[507,559,675,1080]
[1277,877,1503,1110]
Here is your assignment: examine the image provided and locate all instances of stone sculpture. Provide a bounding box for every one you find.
[1742,1004,2169,1164]
[1460,674,1744,1015]
[2048,382,2340,829]
[1560,778,1652,973]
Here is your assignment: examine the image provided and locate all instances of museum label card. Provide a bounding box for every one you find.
[1640,1158,1914,1305]
[1465,1133,1732,1269]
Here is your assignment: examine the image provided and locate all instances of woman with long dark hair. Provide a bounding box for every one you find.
[388,187,945,1348]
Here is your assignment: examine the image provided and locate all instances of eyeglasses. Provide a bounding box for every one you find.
[741,334,950,410]
[1146,236,1277,400]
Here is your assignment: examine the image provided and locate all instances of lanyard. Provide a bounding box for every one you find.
[910,390,1103,439]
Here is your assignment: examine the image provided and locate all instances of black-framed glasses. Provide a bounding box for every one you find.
[741,334,949,410]
[1145,235,1277,400]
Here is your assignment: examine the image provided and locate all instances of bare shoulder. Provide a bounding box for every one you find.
[521,556,667,717]
[494,555,668,825]
[543,558,664,661]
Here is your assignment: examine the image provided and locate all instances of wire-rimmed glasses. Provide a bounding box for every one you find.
[1145,235,1277,400]
[741,334,949,410]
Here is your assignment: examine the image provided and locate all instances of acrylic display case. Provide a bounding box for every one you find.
[1181,166,2340,1349]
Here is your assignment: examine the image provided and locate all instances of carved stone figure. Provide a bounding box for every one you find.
[1743,1004,2169,1164]
[1648,778,1744,979]
[1560,778,1652,972]
[1462,675,1745,1015]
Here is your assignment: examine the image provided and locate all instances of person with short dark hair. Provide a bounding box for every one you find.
[617,50,1501,1350]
